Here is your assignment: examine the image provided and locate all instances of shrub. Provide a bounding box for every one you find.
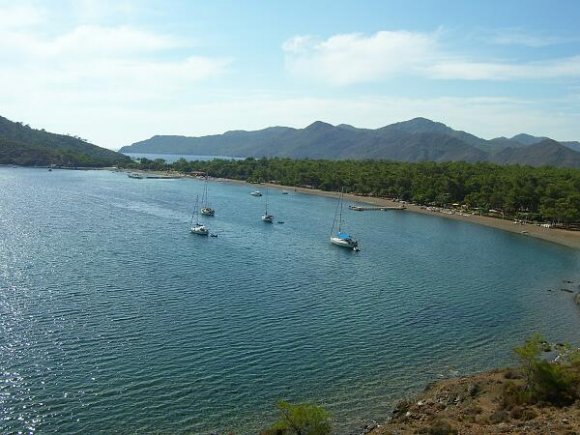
[530,360,576,406]
[489,410,510,424]
[521,408,538,421]
[260,401,331,435]
[416,419,458,435]
[509,405,523,419]
[425,419,458,435]
[500,381,531,410]
[510,334,580,406]
[514,333,544,389]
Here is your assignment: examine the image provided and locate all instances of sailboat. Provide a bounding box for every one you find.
[200,176,215,216]
[261,188,274,223]
[191,195,209,236]
[330,188,359,251]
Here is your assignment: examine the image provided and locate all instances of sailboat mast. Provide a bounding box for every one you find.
[191,194,198,226]
[337,188,344,232]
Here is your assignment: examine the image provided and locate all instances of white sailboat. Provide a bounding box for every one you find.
[191,195,209,236]
[330,188,359,251]
[200,175,215,216]
[261,188,274,223]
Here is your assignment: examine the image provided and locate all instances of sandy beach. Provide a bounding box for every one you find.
[226,179,580,250]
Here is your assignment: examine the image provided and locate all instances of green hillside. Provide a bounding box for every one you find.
[120,118,580,168]
[0,115,131,167]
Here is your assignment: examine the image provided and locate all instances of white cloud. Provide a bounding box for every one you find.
[0,3,45,28]
[283,30,580,84]
[283,31,437,85]
[0,17,231,105]
[0,24,182,60]
[50,25,181,56]
[70,0,142,24]
[487,28,575,47]
[428,56,580,81]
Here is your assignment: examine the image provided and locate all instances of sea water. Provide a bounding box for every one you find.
[1,167,579,434]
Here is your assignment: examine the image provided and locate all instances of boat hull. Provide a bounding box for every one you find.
[262,214,274,223]
[191,225,209,235]
[330,236,359,251]
[201,207,215,216]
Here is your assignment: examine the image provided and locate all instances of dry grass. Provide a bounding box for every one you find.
[371,369,579,435]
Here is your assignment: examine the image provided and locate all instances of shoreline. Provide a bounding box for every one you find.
[213,177,580,250]
[11,166,580,249]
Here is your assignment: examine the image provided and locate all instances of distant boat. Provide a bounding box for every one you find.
[200,176,215,216]
[330,188,360,251]
[191,195,209,236]
[250,190,262,197]
[128,172,144,179]
[282,190,289,195]
[261,188,274,223]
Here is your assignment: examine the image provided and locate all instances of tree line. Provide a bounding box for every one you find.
[130,157,580,225]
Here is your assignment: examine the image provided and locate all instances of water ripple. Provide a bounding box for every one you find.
[1,168,579,434]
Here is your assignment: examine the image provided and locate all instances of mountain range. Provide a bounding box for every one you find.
[120,118,580,168]
[0,115,130,167]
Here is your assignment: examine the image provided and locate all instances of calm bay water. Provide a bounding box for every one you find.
[1,167,579,434]
[123,152,242,163]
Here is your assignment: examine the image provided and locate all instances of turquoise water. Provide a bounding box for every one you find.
[1,167,579,434]
[123,153,242,163]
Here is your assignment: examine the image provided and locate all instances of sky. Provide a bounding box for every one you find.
[1,0,580,150]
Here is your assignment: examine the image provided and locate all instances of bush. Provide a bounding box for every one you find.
[489,410,510,424]
[521,408,538,421]
[420,419,458,435]
[510,334,580,406]
[509,405,523,419]
[530,360,577,406]
[260,401,331,435]
[500,381,531,410]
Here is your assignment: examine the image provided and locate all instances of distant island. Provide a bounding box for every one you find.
[120,118,580,168]
[0,115,130,167]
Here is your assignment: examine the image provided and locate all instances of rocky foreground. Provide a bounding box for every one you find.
[369,369,579,434]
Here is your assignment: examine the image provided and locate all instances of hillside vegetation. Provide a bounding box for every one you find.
[0,115,130,167]
[120,118,580,168]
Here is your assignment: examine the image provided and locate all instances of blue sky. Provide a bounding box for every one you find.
[1,0,580,149]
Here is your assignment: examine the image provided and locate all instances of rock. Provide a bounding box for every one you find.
[467,383,478,397]
[360,420,379,434]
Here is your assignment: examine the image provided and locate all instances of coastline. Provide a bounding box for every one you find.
[118,168,580,250]
[368,368,580,434]
[277,184,580,250]
[211,177,580,250]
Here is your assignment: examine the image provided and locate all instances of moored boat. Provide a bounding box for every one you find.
[200,176,215,216]
[190,195,209,236]
[261,188,274,223]
[330,188,360,251]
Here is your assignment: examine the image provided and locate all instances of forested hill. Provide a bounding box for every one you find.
[0,115,131,167]
[120,118,580,168]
